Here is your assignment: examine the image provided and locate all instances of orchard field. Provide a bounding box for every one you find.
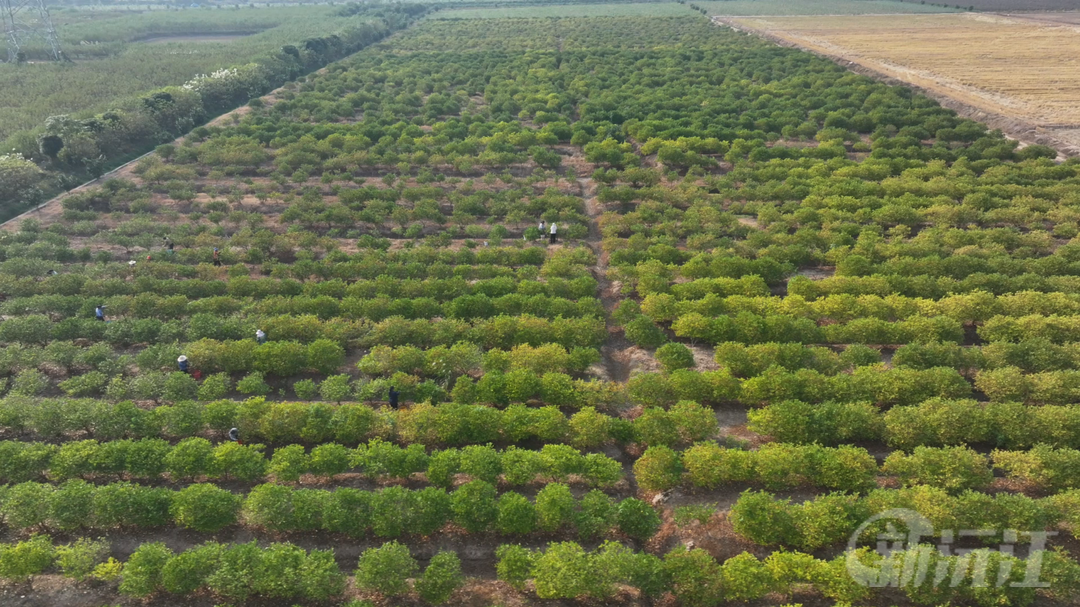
[3,9,1080,607]
[725,12,1080,155]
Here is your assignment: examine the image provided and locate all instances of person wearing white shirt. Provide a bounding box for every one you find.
[549,222,557,244]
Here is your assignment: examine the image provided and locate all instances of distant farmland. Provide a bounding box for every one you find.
[726,12,1080,153]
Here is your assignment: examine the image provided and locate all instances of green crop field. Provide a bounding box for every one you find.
[2,8,1080,607]
[0,6,376,143]
[699,0,960,14]
[434,2,694,19]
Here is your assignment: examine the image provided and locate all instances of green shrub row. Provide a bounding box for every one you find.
[0,397,633,443]
[357,342,597,379]
[671,311,963,345]
[0,311,608,350]
[731,485,1080,551]
[717,339,1080,376]
[0,480,654,539]
[635,443,878,493]
[626,366,970,408]
[496,541,1080,605]
[121,540,344,601]
[0,292,601,323]
[242,481,658,539]
[0,436,623,487]
[8,534,1076,606]
[788,273,1080,300]
[976,367,1080,405]
[748,398,1080,450]
[644,290,1080,324]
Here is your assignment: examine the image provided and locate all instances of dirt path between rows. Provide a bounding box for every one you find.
[713,15,1080,158]
[579,177,632,384]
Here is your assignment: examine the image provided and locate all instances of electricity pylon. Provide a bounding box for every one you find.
[1,0,64,63]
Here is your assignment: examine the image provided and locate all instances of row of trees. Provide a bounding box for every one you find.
[6,534,1074,605]
[0,312,608,351]
[641,290,1080,324]
[0,397,637,444]
[0,292,603,323]
[0,480,658,540]
[731,485,1080,551]
[748,398,1080,450]
[625,366,970,408]
[0,432,622,486]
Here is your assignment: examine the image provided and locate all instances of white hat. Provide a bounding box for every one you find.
[177,355,188,362]
[128,260,137,266]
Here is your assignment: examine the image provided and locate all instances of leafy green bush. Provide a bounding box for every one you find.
[11,369,48,396]
[308,443,351,477]
[162,371,198,402]
[164,437,213,480]
[171,483,240,532]
[354,541,417,597]
[496,491,537,535]
[532,541,591,599]
[55,538,109,581]
[633,445,684,492]
[160,543,223,595]
[119,542,173,596]
[656,342,695,372]
[0,534,55,581]
[616,498,661,540]
[536,483,575,532]
[293,378,318,400]
[236,372,271,396]
[451,480,498,533]
[882,446,993,493]
[624,315,668,349]
[319,374,352,402]
[198,373,232,401]
[416,551,464,605]
[307,338,346,374]
[495,544,535,590]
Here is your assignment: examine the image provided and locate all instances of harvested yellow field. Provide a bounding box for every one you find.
[725,13,1080,150]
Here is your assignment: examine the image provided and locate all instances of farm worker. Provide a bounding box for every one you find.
[46,269,58,276]
[388,386,399,409]
[95,305,106,321]
[167,241,174,255]
[539,220,545,232]
[212,247,221,267]
[549,222,557,244]
[228,427,240,444]
[177,355,189,374]
[146,254,152,261]
[256,329,267,345]
[128,260,136,267]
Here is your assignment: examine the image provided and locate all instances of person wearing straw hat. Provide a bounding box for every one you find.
[177,355,190,374]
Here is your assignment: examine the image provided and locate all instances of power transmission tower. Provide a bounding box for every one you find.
[1,0,64,63]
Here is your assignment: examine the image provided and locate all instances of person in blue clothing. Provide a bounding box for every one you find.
[388,386,399,409]
[95,305,106,321]
[178,355,189,374]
